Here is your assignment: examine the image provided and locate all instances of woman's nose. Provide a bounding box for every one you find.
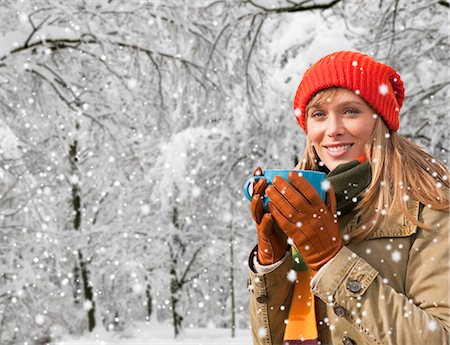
[326,115,345,137]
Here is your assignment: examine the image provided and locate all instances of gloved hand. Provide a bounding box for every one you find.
[251,167,288,265]
[266,171,343,271]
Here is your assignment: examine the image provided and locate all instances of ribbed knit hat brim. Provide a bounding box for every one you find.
[293,51,405,132]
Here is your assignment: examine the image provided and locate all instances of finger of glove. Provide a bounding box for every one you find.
[267,200,299,237]
[266,184,302,223]
[272,175,310,212]
[251,194,265,224]
[258,213,275,240]
[252,166,263,177]
[288,171,323,206]
[326,184,337,215]
[253,178,268,196]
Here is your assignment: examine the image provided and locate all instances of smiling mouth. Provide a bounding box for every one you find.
[324,144,353,152]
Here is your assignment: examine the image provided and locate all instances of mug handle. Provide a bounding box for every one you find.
[243,175,264,201]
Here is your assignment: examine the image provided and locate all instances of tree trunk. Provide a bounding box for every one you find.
[145,281,153,320]
[70,138,96,332]
[73,265,81,304]
[78,250,96,331]
[170,264,183,337]
[229,200,236,337]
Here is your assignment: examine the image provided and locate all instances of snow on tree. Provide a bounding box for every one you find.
[0,0,446,344]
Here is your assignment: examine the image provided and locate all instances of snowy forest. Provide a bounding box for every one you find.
[0,0,448,344]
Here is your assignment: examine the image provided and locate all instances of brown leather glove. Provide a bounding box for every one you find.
[266,171,343,271]
[251,167,288,265]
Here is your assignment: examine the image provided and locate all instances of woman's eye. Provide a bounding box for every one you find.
[311,112,325,118]
[345,108,360,115]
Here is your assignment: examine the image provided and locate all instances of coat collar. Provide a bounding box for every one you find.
[343,199,421,239]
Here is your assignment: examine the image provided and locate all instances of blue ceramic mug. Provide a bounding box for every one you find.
[243,169,327,209]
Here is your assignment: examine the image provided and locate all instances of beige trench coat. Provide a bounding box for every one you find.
[248,201,450,345]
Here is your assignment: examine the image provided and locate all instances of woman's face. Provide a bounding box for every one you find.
[306,88,377,171]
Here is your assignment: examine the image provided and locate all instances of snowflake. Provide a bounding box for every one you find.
[287,269,297,283]
[428,319,438,331]
[128,78,138,89]
[192,186,201,198]
[18,13,28,23]
[379,84,389,95]
[35,314,45,325]
[321,179,331,192]
[258,327,267,338]
[132,283,143,294]
[223,212,232,222]
[391,250,401,262]
[141,204,150,215]
[83,300,93,311]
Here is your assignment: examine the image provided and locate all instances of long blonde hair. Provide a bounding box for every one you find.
[297,88,450,242]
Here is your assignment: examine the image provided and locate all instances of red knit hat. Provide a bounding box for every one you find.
[293,51,405,132]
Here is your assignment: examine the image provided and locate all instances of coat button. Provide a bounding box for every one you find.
[333,305,346,317]
[342,336,356,345]
[256,295,269,304]
[346,279,362,293]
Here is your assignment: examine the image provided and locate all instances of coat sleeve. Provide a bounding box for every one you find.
[311,207,450,345]
[248,245,295,345]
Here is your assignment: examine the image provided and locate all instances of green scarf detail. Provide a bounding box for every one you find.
[327,160,372,216]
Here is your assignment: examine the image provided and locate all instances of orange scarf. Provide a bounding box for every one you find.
[282,247,318,344]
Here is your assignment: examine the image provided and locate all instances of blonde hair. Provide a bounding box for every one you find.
[298,88,450,242]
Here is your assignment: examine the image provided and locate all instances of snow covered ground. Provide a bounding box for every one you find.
[56,321,252,345]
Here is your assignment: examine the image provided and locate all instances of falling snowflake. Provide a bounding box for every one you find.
[83,300,93,311]
[258,327,267,338]
[321,179,331,192]
[294,108,301,116]
[141,204,150,215]
[379,84,389,95]
[132,283,143,294]
[223,212,233,223]
[128,78,137,89]
[18,13,28,23]
[192,186,201,197]
[391,250,401,262]
[428,319,438,331]
[287,269,297,283]
[35,314,45,326]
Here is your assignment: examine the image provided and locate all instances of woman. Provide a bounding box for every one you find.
[247,51,449,345]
